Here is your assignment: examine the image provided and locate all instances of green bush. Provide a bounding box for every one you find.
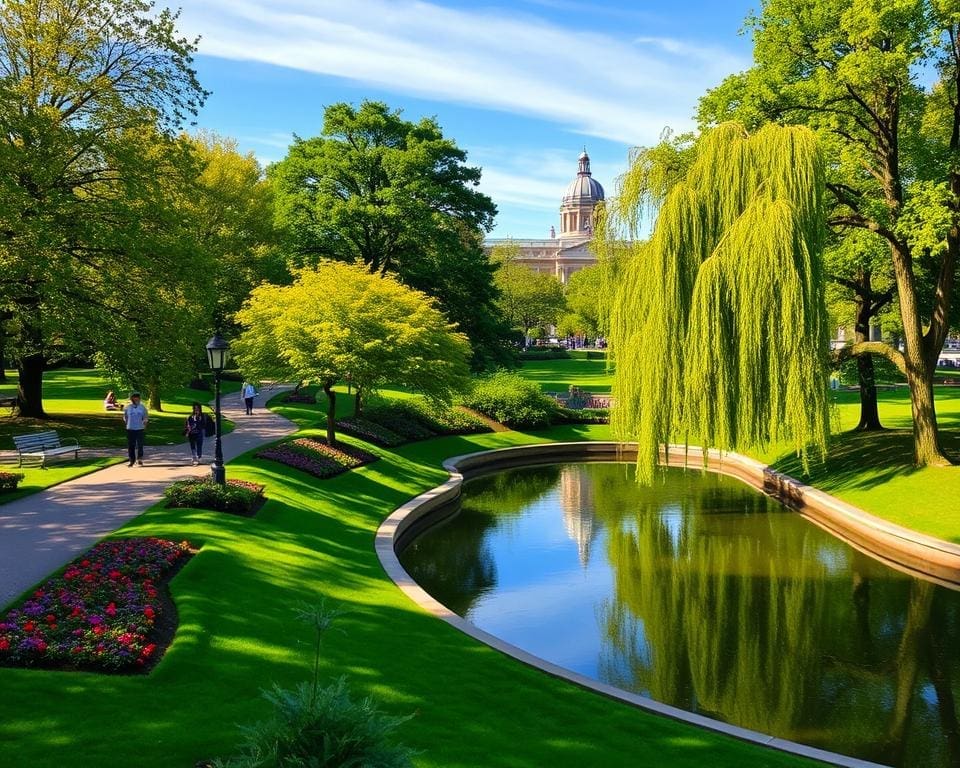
[517,348,571,361]
[163,478,264,515]
[555,406,609,424]
[362,404,436,441]
[366,399,489,436]
[336,417,405,447]
[214,603,415,768]
[460,371,557,429]
[0,471,26,492]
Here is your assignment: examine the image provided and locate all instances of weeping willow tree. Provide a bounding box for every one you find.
[596,122,831,483]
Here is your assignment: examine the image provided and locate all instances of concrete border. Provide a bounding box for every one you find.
[375,441,960,768]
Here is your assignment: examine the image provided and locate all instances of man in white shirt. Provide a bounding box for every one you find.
[241,381,257,415]
[122,391,149,466]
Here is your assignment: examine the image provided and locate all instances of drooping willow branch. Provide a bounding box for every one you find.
[597,122,831,483]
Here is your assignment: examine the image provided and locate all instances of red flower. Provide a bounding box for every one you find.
[0,638,9,651]
[105,603,117,617]
[23,621,34,633]
[143,606,155,620]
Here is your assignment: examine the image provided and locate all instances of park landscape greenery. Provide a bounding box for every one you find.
[2,0,960,766]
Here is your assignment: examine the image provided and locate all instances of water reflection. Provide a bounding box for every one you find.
[398,463,960,767]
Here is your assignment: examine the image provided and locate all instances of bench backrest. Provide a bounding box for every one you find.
[13,431,62,451]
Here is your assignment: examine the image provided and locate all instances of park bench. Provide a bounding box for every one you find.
[12,431,80,468]
[0,395,16,413]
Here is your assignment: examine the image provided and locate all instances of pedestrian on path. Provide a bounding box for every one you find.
[184,402,209,465]
[241,381,257,415]
[123,391,149,466]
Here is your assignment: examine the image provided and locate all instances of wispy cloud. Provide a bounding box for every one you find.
[177,0,748,146]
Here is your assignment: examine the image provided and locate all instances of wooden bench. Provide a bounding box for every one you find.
[13,431,80,468]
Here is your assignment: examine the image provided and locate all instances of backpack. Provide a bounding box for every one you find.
[204,414,216,438]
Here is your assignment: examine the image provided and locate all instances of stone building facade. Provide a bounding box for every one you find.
[486,150,605,284]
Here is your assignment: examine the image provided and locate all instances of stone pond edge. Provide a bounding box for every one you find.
[375,441,958,768]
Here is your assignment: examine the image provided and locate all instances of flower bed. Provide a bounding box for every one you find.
[0,471,26,492]
[0,538,191,673]
[164,478,266,516]
[336,417,405,447]
[256,437,378,479]
[363,400,490,440]
[283,391,317,404]
[361,405,436,441]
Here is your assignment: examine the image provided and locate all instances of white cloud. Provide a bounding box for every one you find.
[176,0,749,146]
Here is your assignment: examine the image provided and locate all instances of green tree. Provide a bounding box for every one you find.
[563,264,606,339]
[490,242,567,345]
[597,123,831,484]
[232,260,472,443]
[0,0,205,416]
[268,100,509,369]
[698,0,960,465]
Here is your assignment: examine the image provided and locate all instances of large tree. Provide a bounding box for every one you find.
[490,242,567,345]
[698,0,960,466]
[0,0,206,416]
[597,123,831,484]
[268,100,509,369]
[232,260,472,444]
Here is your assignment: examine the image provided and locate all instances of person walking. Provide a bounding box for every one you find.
[184,402,208,465]
[123,391,149,467]
[241,380,257,415]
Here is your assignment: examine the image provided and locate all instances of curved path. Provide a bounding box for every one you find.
[0,387,296,609]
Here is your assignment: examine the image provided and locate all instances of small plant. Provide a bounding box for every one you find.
[213,602,416,768]
[164,478,265,515]
[460,371,558,429]
[256,438,378,479]
[336,416,405,447]
[0,471,26,492]
[368,398,489,436]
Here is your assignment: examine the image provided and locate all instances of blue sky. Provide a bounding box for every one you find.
[175,1,757,238]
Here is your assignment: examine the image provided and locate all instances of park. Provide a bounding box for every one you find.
[1,1,959,767]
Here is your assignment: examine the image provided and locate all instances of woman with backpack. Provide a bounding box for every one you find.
[184,402,212,466]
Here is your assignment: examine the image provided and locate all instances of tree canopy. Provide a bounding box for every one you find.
[232,260,472,443]
[0,0,206,415]
[698,0,960,466]
[268,100,510,369]
[597,122,831,483]
[490,242,567,344]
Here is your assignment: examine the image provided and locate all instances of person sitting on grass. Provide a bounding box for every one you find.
[103,390,123,411]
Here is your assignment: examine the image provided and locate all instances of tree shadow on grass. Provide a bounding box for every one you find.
[770,427,960,493]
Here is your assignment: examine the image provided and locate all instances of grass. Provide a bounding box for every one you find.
[516,357,614,394]
[0,369,240,503]
[0,418,817,768]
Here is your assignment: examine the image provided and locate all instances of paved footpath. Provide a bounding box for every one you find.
[0,386,296,608]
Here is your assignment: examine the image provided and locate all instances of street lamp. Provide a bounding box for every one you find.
[205,333,231,485]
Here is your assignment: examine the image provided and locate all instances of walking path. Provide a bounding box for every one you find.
[0,386,296,608]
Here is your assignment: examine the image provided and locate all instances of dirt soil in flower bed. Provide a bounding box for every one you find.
[0,538,195,675]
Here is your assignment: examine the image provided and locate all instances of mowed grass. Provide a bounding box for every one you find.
[0,417,818,768]
[0,369,238,503]
[518,356,614,394]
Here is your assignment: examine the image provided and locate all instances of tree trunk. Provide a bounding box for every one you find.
[853,287,883,430]
[354,385,363,418]
[322,377,337,444]
[891,242,950,466]
[0,324,7,383]
[148,380,162,412]
[17,353,45,417]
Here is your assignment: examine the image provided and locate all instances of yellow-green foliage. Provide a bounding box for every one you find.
[598,122,830,482]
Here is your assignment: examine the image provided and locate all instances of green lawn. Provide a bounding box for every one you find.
[516,357,614,394]
[0,369,238,503]
[0,415,816,768]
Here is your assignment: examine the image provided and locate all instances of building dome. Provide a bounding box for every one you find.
[559,149,604,239]
[561,150,605,205]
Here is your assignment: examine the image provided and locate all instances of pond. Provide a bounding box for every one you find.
[398,462,960,768]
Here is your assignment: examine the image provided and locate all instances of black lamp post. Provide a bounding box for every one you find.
[205,333,231,485]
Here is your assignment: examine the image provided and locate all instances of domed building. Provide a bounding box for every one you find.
[486,149,605,283]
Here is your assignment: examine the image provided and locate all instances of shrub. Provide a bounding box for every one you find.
[368,399,489,436]
[164,478,265,515]
[518,348,571,361]
[336,417,405,447]
[213,603,415,768]
[256,438,377,479]
[0,537,190,672]
[555,406,609,424]
[361,404,436,441]
[0,472,26,492]
[459,371,558,429]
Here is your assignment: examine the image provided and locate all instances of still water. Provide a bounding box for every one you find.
[398,463,960,767]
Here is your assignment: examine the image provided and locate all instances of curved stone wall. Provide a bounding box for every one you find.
[376,441,957,768]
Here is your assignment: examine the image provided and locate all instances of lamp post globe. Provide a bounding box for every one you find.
[205,334,231,485]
